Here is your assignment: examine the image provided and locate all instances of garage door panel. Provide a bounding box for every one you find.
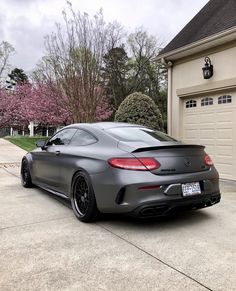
[214,156,233,165]
[215,163,233,178]
[216,128,232,139]
[199,114,215,124]
[215,145,233,156]
[216,111,233,122]
[216,139,233,146]
[183,129,198,139]
[183,124,199,130]
[216,122,233,128]
[184,115,198,125]
[184,139,203,146]
[201,139,215,148]
[199,129,215,139]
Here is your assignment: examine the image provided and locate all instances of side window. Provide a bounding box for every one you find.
[218,95,232,104]
[201,97,213,106]
[49,128,77,146]
[70,129,97,146]
[186,100,197,108]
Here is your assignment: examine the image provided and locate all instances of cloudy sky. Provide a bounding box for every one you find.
[0,0,208,74]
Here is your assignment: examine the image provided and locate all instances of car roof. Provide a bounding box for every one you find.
[92,122,145,130]
[66,122,146,130]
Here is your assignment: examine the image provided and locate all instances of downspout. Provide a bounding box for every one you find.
[161,58,173,135]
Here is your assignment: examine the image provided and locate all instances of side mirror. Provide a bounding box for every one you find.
[36,140,46,150]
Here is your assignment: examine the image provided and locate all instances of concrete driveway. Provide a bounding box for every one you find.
[0,138,235,291]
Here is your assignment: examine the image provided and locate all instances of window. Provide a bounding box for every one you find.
[201,97,213,106]
[218,95,232,104]
[48,128,77,146]
[70,129,97,146]
[106,127,177,142]
[186,100,197,108]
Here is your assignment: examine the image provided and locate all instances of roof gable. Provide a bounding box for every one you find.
[160,0,236,55]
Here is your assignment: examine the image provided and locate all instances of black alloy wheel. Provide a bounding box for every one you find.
[71,172,99,222]
[21,159,33,188]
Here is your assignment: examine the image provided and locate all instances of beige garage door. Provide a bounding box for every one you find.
[182,92,236,180]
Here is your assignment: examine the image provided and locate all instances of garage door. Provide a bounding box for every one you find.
[182,93,236,180]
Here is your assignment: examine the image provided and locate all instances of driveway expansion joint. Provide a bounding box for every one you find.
[97,223,213,291]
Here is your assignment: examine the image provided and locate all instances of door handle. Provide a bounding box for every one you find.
[55,151,61,156]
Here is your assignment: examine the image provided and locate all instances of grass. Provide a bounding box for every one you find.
[5,136,49,152]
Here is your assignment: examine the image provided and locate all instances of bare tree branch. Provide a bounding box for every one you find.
[37,5,120,123]
[0,41,15,87]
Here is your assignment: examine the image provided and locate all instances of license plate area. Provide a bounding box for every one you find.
[182,182,201,197]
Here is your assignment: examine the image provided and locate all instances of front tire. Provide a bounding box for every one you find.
[71,172,100,222]
[21,159,33,188]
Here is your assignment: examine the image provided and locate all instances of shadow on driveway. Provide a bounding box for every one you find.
[35,186,213,230]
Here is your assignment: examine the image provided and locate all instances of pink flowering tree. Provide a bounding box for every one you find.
[26,84,73,126]
[0,83,71,130]
[0,82,113,133]
[96,95,113,121]
[0,87,29,129]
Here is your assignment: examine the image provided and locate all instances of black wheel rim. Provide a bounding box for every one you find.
[73,176,90,216]
[22,161,28,182]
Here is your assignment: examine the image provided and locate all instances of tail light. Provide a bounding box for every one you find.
[108,157,160,171]
[204,154,213,166]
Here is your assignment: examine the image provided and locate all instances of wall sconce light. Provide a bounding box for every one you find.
[202,57,213,79]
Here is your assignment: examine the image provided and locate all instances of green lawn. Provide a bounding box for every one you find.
[5,136,49,152]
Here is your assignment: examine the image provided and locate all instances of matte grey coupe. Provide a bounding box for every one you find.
[21,122,221,222]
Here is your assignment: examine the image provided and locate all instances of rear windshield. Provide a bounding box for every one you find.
[106,127,177,142]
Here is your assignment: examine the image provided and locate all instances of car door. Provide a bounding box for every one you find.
[32,128,77,192]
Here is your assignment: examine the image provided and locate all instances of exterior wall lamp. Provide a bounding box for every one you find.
[202,57,213,79]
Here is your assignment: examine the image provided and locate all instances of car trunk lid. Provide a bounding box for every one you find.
[118,141,209,175]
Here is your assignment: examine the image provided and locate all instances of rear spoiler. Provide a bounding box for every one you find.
[132,144,205,153]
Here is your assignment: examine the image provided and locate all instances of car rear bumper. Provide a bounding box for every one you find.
[130,192,221,217]
[91,167,220,214]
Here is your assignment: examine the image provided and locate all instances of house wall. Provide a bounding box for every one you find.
[169,44,236,180]
[170,45,236,139]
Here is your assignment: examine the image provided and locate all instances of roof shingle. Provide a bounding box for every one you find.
[160,0,236,55]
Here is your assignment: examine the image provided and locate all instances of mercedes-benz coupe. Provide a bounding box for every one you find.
[21,122,221,222]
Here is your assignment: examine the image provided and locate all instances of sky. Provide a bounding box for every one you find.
[0,0,209,74]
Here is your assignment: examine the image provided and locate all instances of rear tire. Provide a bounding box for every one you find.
[21,159,33,188]
[71,172,100,222]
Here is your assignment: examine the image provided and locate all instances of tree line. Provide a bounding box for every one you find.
[0,4,167,133]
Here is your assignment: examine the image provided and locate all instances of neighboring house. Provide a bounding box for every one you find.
[156,0,236,181]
